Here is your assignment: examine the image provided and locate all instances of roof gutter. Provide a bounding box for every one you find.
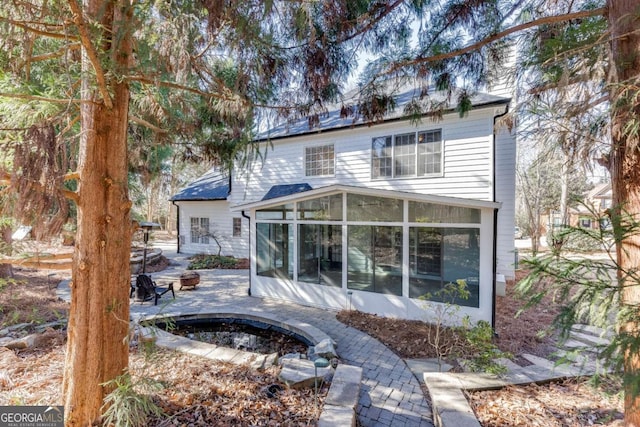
[491,104,510,332]
[254,99,511,144]
[172,200,180,254]
[241,210,251,296]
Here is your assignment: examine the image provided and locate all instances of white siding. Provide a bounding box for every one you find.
[495,124,517,280]
[175,200,249,258]
[232,107,497,204]
[228,104,516,279]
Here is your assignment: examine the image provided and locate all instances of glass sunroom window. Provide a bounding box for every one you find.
[347,225,402,296]
[298,224,342,287]
[409,227,480,307]
[347,194,403,222]
[256,223,293,279]
[256,204,294,220]
[409,201,480,223]
[297,194,343,221]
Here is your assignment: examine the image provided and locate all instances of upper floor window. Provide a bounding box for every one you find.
[372,129,442,179]
[305,144,335,177]
[190,217,209,244]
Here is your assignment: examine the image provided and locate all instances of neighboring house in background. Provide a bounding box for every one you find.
[573,182,612,229]
[543,182,612,232]
[171,81,516,325]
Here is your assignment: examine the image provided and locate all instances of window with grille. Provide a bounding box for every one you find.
[190,217,210,244]
[305,144,335,176]
[233,217,242,237]
[372,129,442,178]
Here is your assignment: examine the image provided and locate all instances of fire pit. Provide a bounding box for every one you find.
[179,271,200,290]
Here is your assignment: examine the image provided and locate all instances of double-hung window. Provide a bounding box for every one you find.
[305,144,335,177]
[418,130,442,175]
[233,217,242,237]
[190,217,210,244]
[372,129,442,178]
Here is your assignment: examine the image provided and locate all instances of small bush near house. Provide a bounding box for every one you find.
[187,254,249,270]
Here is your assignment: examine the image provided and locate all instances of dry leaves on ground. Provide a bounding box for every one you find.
[133,348,325,426]
[468,378,624,427]
[0,269,68,326]
[0,269,324,425]
[0,337,326,426]
[1,265,625,427]
[336,275,557,362]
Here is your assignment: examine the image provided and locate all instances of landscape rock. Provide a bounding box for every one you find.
[310,338,338,359]
[279,352,303,366]
[3,334,38,350]
[278,358,332,389]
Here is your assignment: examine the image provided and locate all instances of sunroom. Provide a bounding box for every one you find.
[234,185,500,325]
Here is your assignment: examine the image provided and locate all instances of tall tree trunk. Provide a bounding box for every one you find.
[0,225,13,278]
[62,0,133,424]
[608,1,640,426]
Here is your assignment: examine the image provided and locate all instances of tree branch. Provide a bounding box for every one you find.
[125,75,249,105]
[66,0,113,109]
[129,115,168,134]
[384,8,606,75]
[0,17,78,40]
[27,43,81,63]
[0,93,89,104]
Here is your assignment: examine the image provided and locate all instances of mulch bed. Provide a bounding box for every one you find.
[468,377,624,427]
[0,264,624,426]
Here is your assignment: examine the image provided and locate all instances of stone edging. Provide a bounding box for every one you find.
[319,364,362,427]
[136,309,332,347]
[136,309,361,426]
[424,365,596,427]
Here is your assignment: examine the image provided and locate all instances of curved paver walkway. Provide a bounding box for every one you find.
[59,241,434,427]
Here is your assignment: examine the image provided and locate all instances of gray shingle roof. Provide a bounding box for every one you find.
[261,183,313,201]
[257,80,510,141]
[170,171,230,201]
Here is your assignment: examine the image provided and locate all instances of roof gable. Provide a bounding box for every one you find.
[262,183,313,201]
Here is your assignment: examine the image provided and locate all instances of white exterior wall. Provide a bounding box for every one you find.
[231,105,516,279]
[175,200,249,258]
[232,108,496,204]
[495,124,517,280]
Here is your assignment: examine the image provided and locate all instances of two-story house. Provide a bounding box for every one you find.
[170,83,516,326]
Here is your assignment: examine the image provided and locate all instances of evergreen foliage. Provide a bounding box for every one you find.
[518,206,639,383]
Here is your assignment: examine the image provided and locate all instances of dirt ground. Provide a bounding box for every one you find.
[336,272,560,361]
[0,266,624,426]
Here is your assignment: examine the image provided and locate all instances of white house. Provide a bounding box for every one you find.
[171,82,516,326]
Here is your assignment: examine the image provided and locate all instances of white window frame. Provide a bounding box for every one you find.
[233,217,242,237]
[190,217,210,244]
[305,144,335,177]
[371,129,443,179]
